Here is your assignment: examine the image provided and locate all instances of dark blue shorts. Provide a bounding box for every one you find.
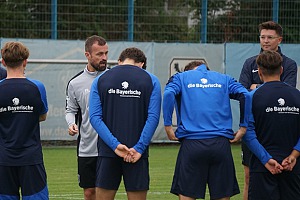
[171,137,240,199]
[241,141,252,166]
[0,164,48,199]
[249,171,300,200]
[95,157,149,191]
[78,156,97,188]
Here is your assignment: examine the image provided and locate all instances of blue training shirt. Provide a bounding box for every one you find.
[163,64,249,140]
[0,78,48,166]
[89,65,161,158]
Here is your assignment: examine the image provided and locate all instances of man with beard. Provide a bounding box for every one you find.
[65,35,108,200]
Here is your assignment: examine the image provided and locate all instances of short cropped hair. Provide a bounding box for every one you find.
[256,50,282,76]
[85,35,107,53]
[259,21,283,37]
[118,47,147,69]
[184,60,209,71]
[1,41,29,68]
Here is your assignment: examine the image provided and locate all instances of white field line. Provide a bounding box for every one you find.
[49,191,171,199]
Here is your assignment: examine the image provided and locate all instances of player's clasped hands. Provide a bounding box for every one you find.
[282,154,297,171]
[262,154,297,174]
[229,127,297,175]
[265,159,283,174]
[114,144,142,163]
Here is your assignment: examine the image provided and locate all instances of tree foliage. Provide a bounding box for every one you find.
[0,0,299,43]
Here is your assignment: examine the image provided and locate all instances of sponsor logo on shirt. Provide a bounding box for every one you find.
[265,98,299,114]
[122,81,129,89]
[108,81,142,98]
[252,69,258,73]
[0,97,34,113]
[187,78,222,89]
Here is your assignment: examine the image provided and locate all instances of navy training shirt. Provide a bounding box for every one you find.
[243,81,300,173]
[0,78,48,166]
[89,65,161,158]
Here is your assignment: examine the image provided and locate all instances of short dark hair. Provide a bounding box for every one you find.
[1,41,29,67]
[85,35,107,53]
[259,21,283,36]
[184,60,208,71]
[256,50,282,76]
[118,47,147,69]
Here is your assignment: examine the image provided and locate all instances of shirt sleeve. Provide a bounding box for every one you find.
[281,59,297,87]
[133,75,162,154]
[239,59,252,89]
[163,74,181,126]
[89,78,121,151]
[228,76,249,127]
[242,92,272,165]
[30,79,48,115]
[65,82,78,126]
[294,138,300,152]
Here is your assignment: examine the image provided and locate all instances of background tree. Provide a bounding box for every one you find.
[0,0,299,43]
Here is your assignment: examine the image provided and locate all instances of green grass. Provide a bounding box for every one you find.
[43,144,244,200]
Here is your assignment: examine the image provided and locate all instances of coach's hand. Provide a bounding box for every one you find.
[164,126,178,141]
[68,124,78,136]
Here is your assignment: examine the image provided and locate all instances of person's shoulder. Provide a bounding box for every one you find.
[208,70,228,78]
[67,70,85,87]
[27,78,43,84]
[69,70,85,82]
[244,55,258,63]
[281,54,297,65]
[283,82,300,90]
[0,67,7,79]
[26,78,46,90]
[0,67,6,73]
[142,69,161,83]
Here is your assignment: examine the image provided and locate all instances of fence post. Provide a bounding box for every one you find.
[272,0,279,22]
[128,0,134,41]
[201,0,208,43]
[51,0,57,39]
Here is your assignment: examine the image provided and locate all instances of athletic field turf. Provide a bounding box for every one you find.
[44,144,244,200]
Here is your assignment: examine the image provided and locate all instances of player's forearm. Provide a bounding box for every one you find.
[65,112,76,126]
[290,149,300,159]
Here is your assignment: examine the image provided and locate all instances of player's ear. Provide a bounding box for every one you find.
[277,36,283,45]
[141,62,147,69]
[1,59,7,67]
[258,67,264,82]
[84,51,90,59]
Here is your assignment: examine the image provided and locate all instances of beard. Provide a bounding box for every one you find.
[91,60,107,72]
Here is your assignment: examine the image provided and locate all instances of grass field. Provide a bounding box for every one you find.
[43,144,244,200]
